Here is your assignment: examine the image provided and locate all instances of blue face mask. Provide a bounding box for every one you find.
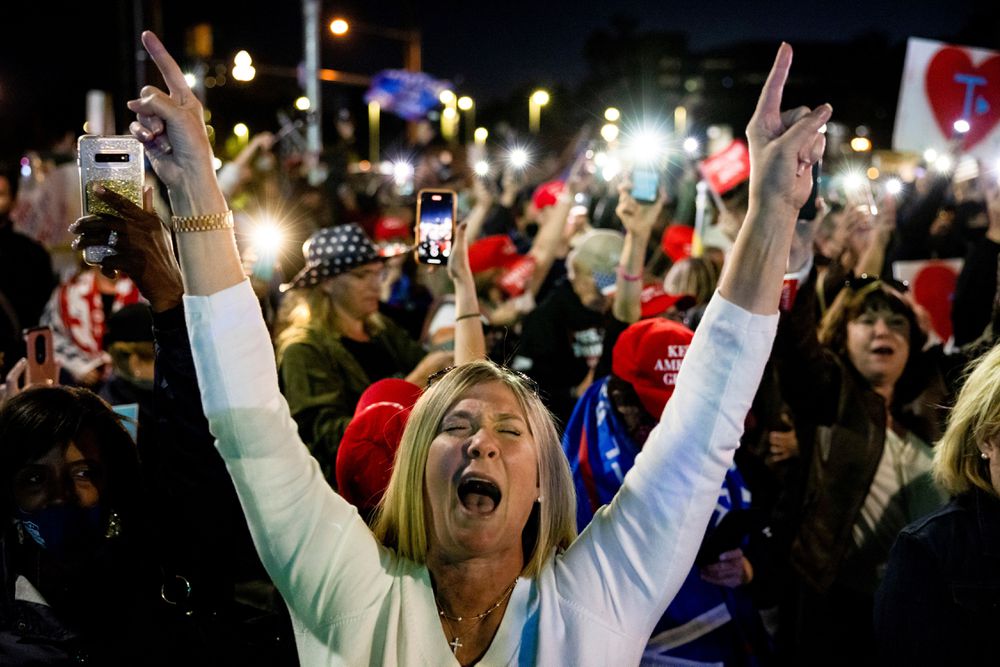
[16,505,104,557]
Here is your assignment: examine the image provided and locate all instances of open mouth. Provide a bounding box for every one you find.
[871,345,894,357]
[457,477,502,514]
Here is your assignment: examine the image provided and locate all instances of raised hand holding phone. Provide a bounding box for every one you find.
[414,189,457,265]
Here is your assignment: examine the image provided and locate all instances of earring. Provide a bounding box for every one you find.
[536,495,544,503]
[981,452,990,460]
[105,510,123,539]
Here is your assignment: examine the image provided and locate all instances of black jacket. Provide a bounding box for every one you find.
[874,490,1000,665]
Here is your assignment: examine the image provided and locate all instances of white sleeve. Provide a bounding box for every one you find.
[184,280,393,626]
[555,292,777,634]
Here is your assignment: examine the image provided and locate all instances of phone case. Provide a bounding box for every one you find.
[414,189,457,265]
[22,326,59,387]
[78,136,144,265]
[78,135,144,216]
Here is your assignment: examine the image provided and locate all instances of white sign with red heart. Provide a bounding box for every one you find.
[893,37,1000,160]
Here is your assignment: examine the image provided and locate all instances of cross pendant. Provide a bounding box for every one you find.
[449,636,463,653]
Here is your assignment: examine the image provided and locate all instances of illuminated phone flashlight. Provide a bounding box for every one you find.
[601,155,622,182]
[473,160,490,177]
[842,172,864,193]
[625,127,667,166]
[250,217,285,281]
[933,154,953,173]
[953,119,971,134]
[885,178,903,196]
[508,147,530,170]
[393,161,415,185]
[682,137,699,155]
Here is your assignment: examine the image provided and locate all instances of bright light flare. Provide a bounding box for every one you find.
[457,96,473,111]
[473,160,490,177]
[683,137,700,155]
[473,127,489,144]
[530,90,550,106]
[923,148,939,164]
[295,96,311,111]
[508,147,530,170]
[233,123,249,139]
[953,119,971,134]
[604,107,620,122]
[439,90,456,105]
[251,221,285,252]
[392,161,414,184]
[934,155,953,173]
[232,50,256,82]
[842,172,864,192]
[850,137,872,152]
[183,72,197,88]
[885,178,903,195]
[601,156,622,182]
[329,18,349,35]
[600,123,619,142]
[626,127,668,165]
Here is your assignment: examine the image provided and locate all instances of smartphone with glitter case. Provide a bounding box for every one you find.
[78,135,144,265]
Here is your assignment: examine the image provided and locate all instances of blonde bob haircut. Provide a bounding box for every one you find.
[933,343,1000,498]
[372,360,578,577]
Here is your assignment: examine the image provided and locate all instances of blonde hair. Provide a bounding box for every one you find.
[933,343,1000,497]
[274,282,384,345]
[663,257,720,305]
[372,361,577,577]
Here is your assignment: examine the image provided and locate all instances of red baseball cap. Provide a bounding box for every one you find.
[638,283,686,319]
[335,378,422,514]
[468,235,523,274]
[612,318,694,418]
[661,224,694,262]
[532,180,565,210]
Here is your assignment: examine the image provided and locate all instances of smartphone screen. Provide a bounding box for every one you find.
[415,189,456,265]
[631,167,659,203]
[23,326,59,387]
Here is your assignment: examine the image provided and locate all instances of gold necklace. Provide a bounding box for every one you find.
[436,577,518,655]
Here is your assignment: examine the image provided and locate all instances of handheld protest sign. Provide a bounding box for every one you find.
[894,37,1000,159]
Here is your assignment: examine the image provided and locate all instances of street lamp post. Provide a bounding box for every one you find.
[529,89,549,134]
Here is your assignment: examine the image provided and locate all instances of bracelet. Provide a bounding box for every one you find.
[454,312,483,322]
[171,210,235,233]
[617,266,642,282]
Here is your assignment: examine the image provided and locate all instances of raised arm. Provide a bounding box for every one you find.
[612,180,666,323]
[126,31,242,297]
[126,30,392,628]
[557,42,830,633]
[719,43,830,315]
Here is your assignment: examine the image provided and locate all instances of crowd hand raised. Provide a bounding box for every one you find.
[699,549,752,588]
[127,31,216,193]
[69,185,183,313]
[746,43,830,221]
[447,221,473,286]
[615,180,666,237]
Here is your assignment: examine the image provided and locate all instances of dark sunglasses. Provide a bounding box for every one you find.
[425,364,540,395]
[844,273,910,295]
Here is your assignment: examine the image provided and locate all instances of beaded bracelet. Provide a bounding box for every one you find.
[171,210,235,233]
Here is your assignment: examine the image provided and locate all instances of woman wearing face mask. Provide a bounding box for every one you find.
[274,223,454,488]
[0,387,187,662]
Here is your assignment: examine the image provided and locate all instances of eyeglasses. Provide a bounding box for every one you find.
[844,273,909,295]
[425,364,540,396]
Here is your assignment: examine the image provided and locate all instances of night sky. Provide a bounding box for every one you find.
[0,0,995,156]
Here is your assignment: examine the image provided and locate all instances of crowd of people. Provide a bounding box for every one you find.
[0,27,998,667]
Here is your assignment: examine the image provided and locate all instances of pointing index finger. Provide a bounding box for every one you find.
[141,31,191,100]
[755,42,792,122]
